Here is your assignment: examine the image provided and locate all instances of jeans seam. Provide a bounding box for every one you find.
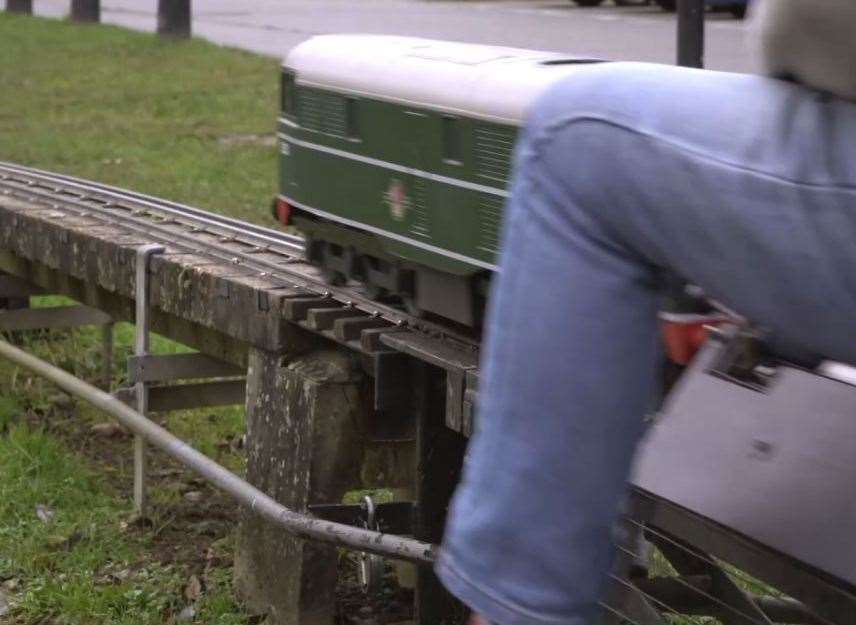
[525,111,856,193]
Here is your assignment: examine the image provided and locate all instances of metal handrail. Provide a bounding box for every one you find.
[0,339,435,564]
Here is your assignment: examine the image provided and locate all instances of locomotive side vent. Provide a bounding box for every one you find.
[474,124,514,183]
[477,195,503,253]
[298,88,349,137]
[409,179,431,239]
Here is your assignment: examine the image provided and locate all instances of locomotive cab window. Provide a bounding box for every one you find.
[442,115,462,165]
[280,70,296,116]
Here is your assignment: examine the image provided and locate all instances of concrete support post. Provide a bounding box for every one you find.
[71,0,100,22]
[5,0,32,14]
[157,0,191,38]
[235,348,367,625]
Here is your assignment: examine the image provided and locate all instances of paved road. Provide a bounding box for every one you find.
[33,0,753,72]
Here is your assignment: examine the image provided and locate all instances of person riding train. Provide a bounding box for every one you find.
[435,1,856,624]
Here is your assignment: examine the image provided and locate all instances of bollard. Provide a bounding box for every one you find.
[157,0,191,38]
[71,0,100,22]
[6,0,32,14]
[677,0,704,68]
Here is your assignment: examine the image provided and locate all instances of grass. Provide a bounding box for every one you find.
[0,12,279,225]
[0,12,280,624]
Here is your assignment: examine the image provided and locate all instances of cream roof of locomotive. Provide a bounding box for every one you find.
[284,35,601,125]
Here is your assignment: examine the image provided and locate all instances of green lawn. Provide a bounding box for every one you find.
[0,12,279,225]
[0,12,280,623]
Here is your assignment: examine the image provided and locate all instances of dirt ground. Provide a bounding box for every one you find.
[19,398,415,625]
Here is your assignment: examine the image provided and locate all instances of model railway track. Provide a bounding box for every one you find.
[0,162,481,362]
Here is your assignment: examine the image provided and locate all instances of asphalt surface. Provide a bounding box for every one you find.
[32,0,754,72]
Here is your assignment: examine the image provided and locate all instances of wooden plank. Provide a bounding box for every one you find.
[0,305,111,331]
[333,317,389,342]
[381,332,479,371]
[283,297,340,322]
[115,380,246,411]
[127,353,243,384]
[0,275,44,298]
[306,307,363,331]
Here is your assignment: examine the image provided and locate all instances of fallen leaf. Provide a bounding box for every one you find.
[35,504,55,523]
[191,520,221,536]
[2,578,20,592]
[46,530,83,551]
[176,605,196,621]
[150,468,183,478]
[184,574,203,602]
[90,422,127,438]
[183,491,203,504]
[123,513,154,530]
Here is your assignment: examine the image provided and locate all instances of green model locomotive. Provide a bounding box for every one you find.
[275,35,599,324]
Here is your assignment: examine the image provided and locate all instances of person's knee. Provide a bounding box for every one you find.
[524,63,650,135]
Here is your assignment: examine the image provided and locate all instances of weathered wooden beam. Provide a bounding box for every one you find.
[157,0,190,38]
[413,362,467,624]
[70,0,99,22]
[0,305,111,332]
[0,252,251,368]
[114,380,245,412]
[127,352,242,384]
[0,275,44,298]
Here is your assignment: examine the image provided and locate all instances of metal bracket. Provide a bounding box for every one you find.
[309,498,415,596]
[308,500,414,535]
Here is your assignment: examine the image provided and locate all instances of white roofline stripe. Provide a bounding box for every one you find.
[279,194,499,272]
[278,132,509,198]
[283,35,603,125]
[293,79,523,126]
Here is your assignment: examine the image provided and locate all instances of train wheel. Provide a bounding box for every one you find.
[361,282,387,301]
[321,268,347,286]
[402,295,425,318]
[572,0,605,6]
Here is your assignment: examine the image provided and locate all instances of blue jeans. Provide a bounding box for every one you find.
[436,62,856,625]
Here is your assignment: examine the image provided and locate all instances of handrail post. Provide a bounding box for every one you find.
[157,0,191,38]
[677,0,705,68]
[71,0,100,23]
[133,244,164,517]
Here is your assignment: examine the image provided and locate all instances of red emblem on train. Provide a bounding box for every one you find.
[384,179,410,222]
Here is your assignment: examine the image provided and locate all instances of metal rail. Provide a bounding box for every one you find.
[0,161,304,255]
[0,338,435,564]
[0,162,479,350]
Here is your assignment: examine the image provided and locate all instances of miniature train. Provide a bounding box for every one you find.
[274,35,601,325]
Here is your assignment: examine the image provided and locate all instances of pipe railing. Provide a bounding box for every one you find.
[0,338,435,565]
